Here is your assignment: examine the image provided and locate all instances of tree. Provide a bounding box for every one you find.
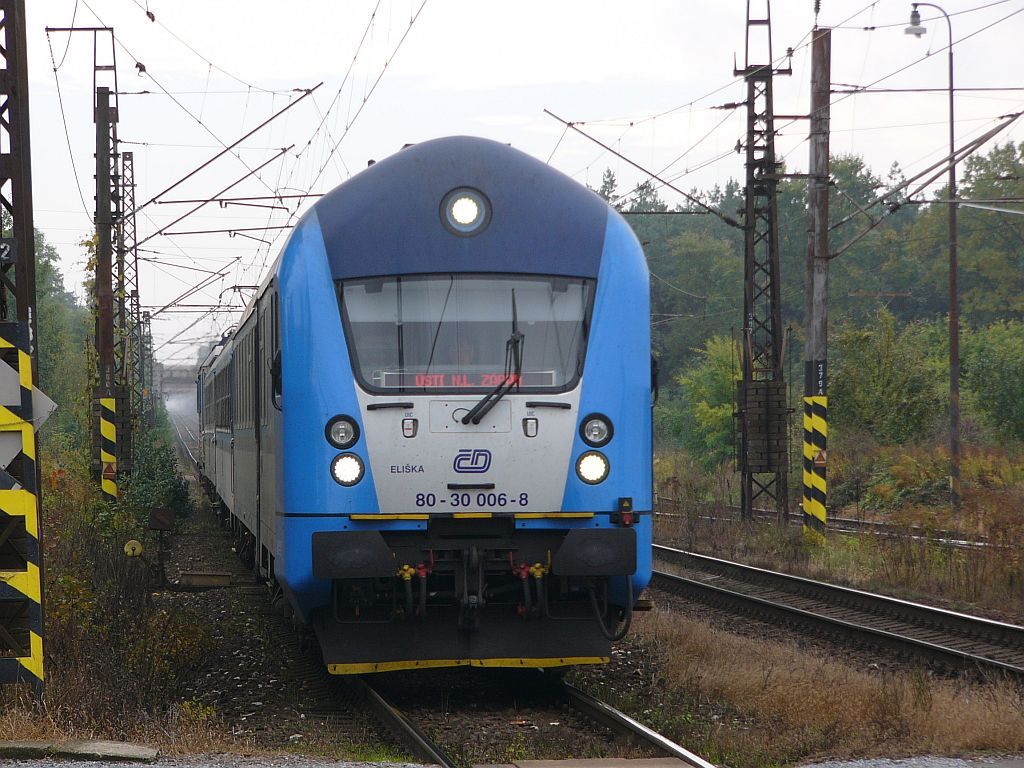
[595,168,618,205]
[830,311,944,444]
[962,320,1024,441]
[676,335,738,471]
[627,180,667,213]
[34,229,91,441]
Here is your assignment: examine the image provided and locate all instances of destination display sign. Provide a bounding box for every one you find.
[378,370,556,389]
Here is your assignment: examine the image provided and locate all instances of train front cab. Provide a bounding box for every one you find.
[274,200,652,674]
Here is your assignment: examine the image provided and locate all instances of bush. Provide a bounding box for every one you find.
[120,412,193,521]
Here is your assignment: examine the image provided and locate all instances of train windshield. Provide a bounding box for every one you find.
[339,274,593,393]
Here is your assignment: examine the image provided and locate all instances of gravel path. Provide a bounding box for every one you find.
[0,759,426,768]
[155,470,391,754]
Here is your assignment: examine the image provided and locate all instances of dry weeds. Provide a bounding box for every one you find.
[654,510,1024,620]
[0,690,257,754]
[626,607,1024,766]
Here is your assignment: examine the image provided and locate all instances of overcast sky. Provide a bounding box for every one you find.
[25,1,1024,364]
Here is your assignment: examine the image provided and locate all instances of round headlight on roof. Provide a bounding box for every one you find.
[326,415,359,449]
[580,413,613,447]
[441,187,491,236]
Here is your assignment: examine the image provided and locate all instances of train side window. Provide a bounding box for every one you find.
[271,292,282,411]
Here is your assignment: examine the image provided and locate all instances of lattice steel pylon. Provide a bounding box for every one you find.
[141,311,154,421]
[0,0,46,696]
[734,0,791,521]
[121,151,146,436]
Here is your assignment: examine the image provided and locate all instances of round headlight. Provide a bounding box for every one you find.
[331,453,364,486]
[441,187,490,236]
[326,416,359,449]
[580,414,613,447]
[576,451,609,485]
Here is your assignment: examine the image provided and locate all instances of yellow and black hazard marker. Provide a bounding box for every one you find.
[0,322,44,695]
[803,360,827,538]
[99,397,117,501]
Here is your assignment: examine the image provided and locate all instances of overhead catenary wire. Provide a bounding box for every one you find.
[130,85,321,217]
[560,2,886,210]
[830,111,1023,259]
[545,109,741,229]
[246,0,431,281]
[45,30,91,223]
[832,0,1012,30]
[306,0,430,204]
[137,145,295,247]
[125,0,286,94]
[77,0,307,202]
[960,202,1024,215]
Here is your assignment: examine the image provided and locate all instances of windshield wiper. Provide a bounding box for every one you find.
[462,290,524,425]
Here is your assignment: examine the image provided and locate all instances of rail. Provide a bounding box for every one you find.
[169,412,198,466]
[357,670,717,767]
[353,676,459,768]
[560,678,717,768]
[652,544,1024,677]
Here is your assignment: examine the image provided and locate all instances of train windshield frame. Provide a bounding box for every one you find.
[338,273,594,394]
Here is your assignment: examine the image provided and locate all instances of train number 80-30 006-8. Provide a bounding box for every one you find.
[414,491,529,508]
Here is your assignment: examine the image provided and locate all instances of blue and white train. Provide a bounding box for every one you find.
[197,136,652,673]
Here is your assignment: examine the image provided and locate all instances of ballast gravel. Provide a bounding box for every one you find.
[801,758,1024,768]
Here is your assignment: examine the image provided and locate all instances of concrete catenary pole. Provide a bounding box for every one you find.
[94,86,118,501]
[802,27,830,538]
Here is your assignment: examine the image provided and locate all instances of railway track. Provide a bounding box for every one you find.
[168,409,200,467]
[355,670,717,768]
[654,496,990,548]
[653,544,1024,678]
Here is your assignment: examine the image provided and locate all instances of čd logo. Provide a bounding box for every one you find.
[453,449,491,473]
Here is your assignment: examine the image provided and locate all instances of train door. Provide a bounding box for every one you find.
[260,290,280,573]
[251,304,264,578]
[258,287,279,573]
[233,318,259,542]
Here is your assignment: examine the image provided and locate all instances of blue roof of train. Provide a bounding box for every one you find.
[311,136,611,279]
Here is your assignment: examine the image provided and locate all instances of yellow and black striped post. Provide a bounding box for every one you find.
[99,397,118,501]
[0,322,44,694]
[802,361,827,539]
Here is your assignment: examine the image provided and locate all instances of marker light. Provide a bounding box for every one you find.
[326,416,359,449]
[580,414,613,447]
[441,187,490,236]
[576,451,609,484]
[331,454,364,486]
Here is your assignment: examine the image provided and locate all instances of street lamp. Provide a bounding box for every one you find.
[906,2,960,512]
